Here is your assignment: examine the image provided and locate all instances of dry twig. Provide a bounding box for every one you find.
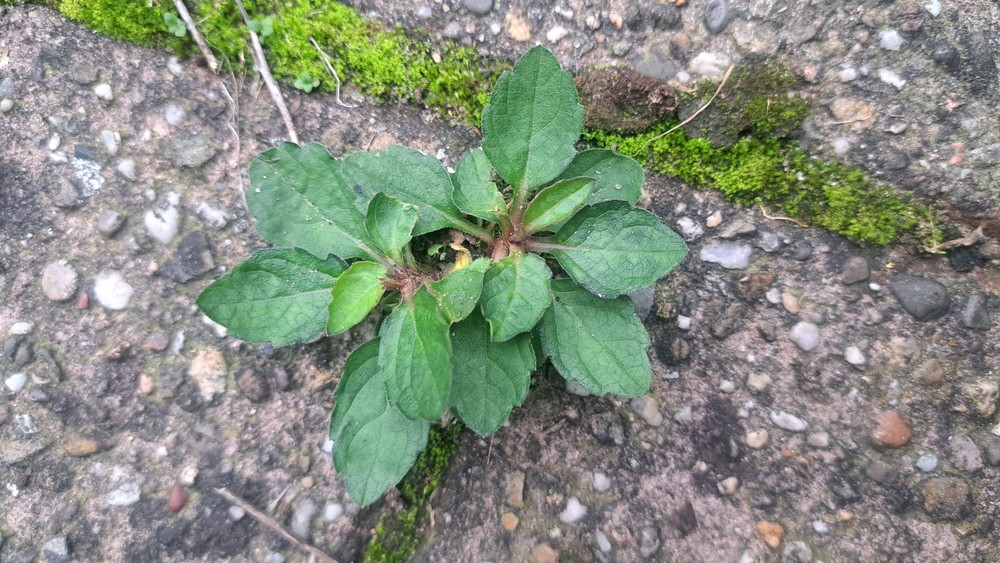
[309,36,358,109]
[757,202,809,228]
[214,487,338,563]
[635,65,735,155]
[217,55,246,193]
[172,0,219,72]
[233,0,299,144]
[924,225,985,254]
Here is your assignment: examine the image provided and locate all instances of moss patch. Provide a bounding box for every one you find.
[364,424,461,562]
[585,123,923,245]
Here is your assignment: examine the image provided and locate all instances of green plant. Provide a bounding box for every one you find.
[197,47,687,506]
[163,12,187,37]
[293,71,319,92]
[247,16,273,40]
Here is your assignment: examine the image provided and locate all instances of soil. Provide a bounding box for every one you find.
[1,2,999,563]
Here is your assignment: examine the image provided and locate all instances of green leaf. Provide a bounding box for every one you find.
[247,143,376,260]
[540,279,652,396]
[365,193,418,263]
[294,73,319,92]
[521,177,594,234]
[450,311,535,436]
[451,148,505,223]
[380,287,452,421]
[197,248,346,346]
[480,252,552,342]
[427,258,490,323]
[481,46,583,193]
[330,339,429,506]
[328,261,388,335]
[554,149,645,206]
[544,202,687,298]
[343,146,475,237]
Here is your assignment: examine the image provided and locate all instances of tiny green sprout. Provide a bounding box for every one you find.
[248,16,274,40]
[293,71,320,93]
[163,12,187,38]
[198,46,687,507]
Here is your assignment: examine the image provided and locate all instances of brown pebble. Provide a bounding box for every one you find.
[301,475,316,489]
[871,410,912,448]
[145,332,169,352]
[531,542,559,563]
[167,482,188,512]
[138,373,155,395]
[506,470,525,508]
[755,520,784,549]
[76,291,89,309]
[501,512,519,532]
[63,438,99,457]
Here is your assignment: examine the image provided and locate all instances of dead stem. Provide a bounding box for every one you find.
[309,36,358,109]
[757,202,809,228]
[172,0,219,72]
[635,64,735,155]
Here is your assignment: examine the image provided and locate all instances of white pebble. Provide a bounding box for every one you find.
[594,530,612,552]
[0,98,13,112]
[807,431,830,448]
[167,56,184,75]
[719,380,736,393]
[924,0,941,16]
[789,322,820,351]
[745,429,769,449]
[9,321,34,335]
[228,505,246,520]
[593,472,611,492]
[324,502,344,521]
[765,287,782,304]
[144,191,181,244]
[677,315,692,330]
[916,454,938,472]
[546,25,569,43]
[93,83,114,101]
[673,406,693,425]
[164,103,185,126]
[869,282,882,291]
[202,314,228,338]
[688,52,731,79]
[676,217,704,241]
[47,133,61,151]
[879,29,903,51]
[565,380,591,396]
[844,346,866,366]
[100,130,120,155]
[195,202,228,229]
[700,240,752,269]
[878,69,907,90]
[4,372,28,393]
[770,410,808,432]
[106,482,141,506]
[559,497,587,523]
[832,138,851,155]
[94,271,134,310]
[812,521,829,534]
[838,67,858,82]
[116,158,137,181]
[717,476,740,495]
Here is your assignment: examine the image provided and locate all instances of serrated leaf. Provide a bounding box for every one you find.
[450,311,535,436]
[554,149,644,206]
[365,193,418,262]
[480,252,552,342]
[452,148,505,223]
[427,258,490,323]
[522,177,594,234]
[328,261,388,335]
[197,248,346,346]
[481,46,583,193]
[380,287,452,421]
[544,202,687,298]
[540,279,651,396]
[248,143,376,261]
[330,339,429,506]
[343,145,477,237]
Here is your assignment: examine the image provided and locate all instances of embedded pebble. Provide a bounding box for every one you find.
[0,98,13,112]
[594,530,612,552]
[673,406,693,425]
[960,293,992,330]
[546,25,569,44]
[718,380,736,393]
[745,429,769,448]
[838,68,858,82]
[228,505,247,521]
[195,202,228,229]
[832,138,850,155]
[807,431,830,448]
[916,454,938,472]
[630,395,663,426]
[871,411,912,448]
[97,209,126,237]
[93,83,114,101]
[688,52,731,79]
[878,69,906,90]
[949,436,983,472]
[167,482,188,512]
[461,0,493,16]
[705,210,722,228]
[94,272,134,310]
[676,217,704,240]
[100,130,119,155]
[42,260,78,302]
[700,240,751,269]
[784,541,813,563]
[41,536,70,563]
[781,291,800,314]
[9,321,34,335]
[840,256,870,285]
[593,472,611,492]
[747,373,772,392]
[924,0,941,16]
[164,103,185,126]
[501,512,520,531]
[891,275,950,321]
[145,191,181,244]
[189,347,227,402]
[324,502,343,521]
[290,497,317,539]
[756,520,784,549]
[48,133,61,151]
[703,0,729,34]
[879,29,903,50]
[717,476,739,495]
[922,477,971,520]
[812,521,829,534]
[559,497,588,523]
[106,482,141,506]
[116,158,137,181]
[844,346,866,366]
[770,411,808,432]
[4,372,27,393]
[789,322,820,351]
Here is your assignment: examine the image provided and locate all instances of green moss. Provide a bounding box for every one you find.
[364,424,461,562]
[59,0,171,45]
[585,123,922,246]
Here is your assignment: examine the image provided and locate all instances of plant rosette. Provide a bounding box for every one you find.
[198,46,687,506]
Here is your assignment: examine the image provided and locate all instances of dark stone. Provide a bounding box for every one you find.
[590,411,626,446]
[236,366,270,403]
[710,303,746,340]
[269,366,291,391]
[96,209,126,238]
[460,0,492,16]
[626,2,682,31]
[840,256,870,285]
[789,240,813,261]
[13,338,33,365]
[984,437,1000,466]
[629,47,678,81]
[749,490,775,508]
[4,334,23,359]
[962,31,999,97]
[979,519,995,535]
[575,66,678,133]
[28,388,50,403]
[880,149,909,170]
[157,232,215,283]
[930,42,962,73]
[922,477,971,520]
[73,145,94,160]
[175,386,203,413]
[666,500,698,537]
[52,178,82,209]
[960,293,992,330]
[703,0,729,34]
[41,535,70,563]
[865,459,897,483]
[828,474,860,501]
[948,247,987,272]
[890,275,950,321]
